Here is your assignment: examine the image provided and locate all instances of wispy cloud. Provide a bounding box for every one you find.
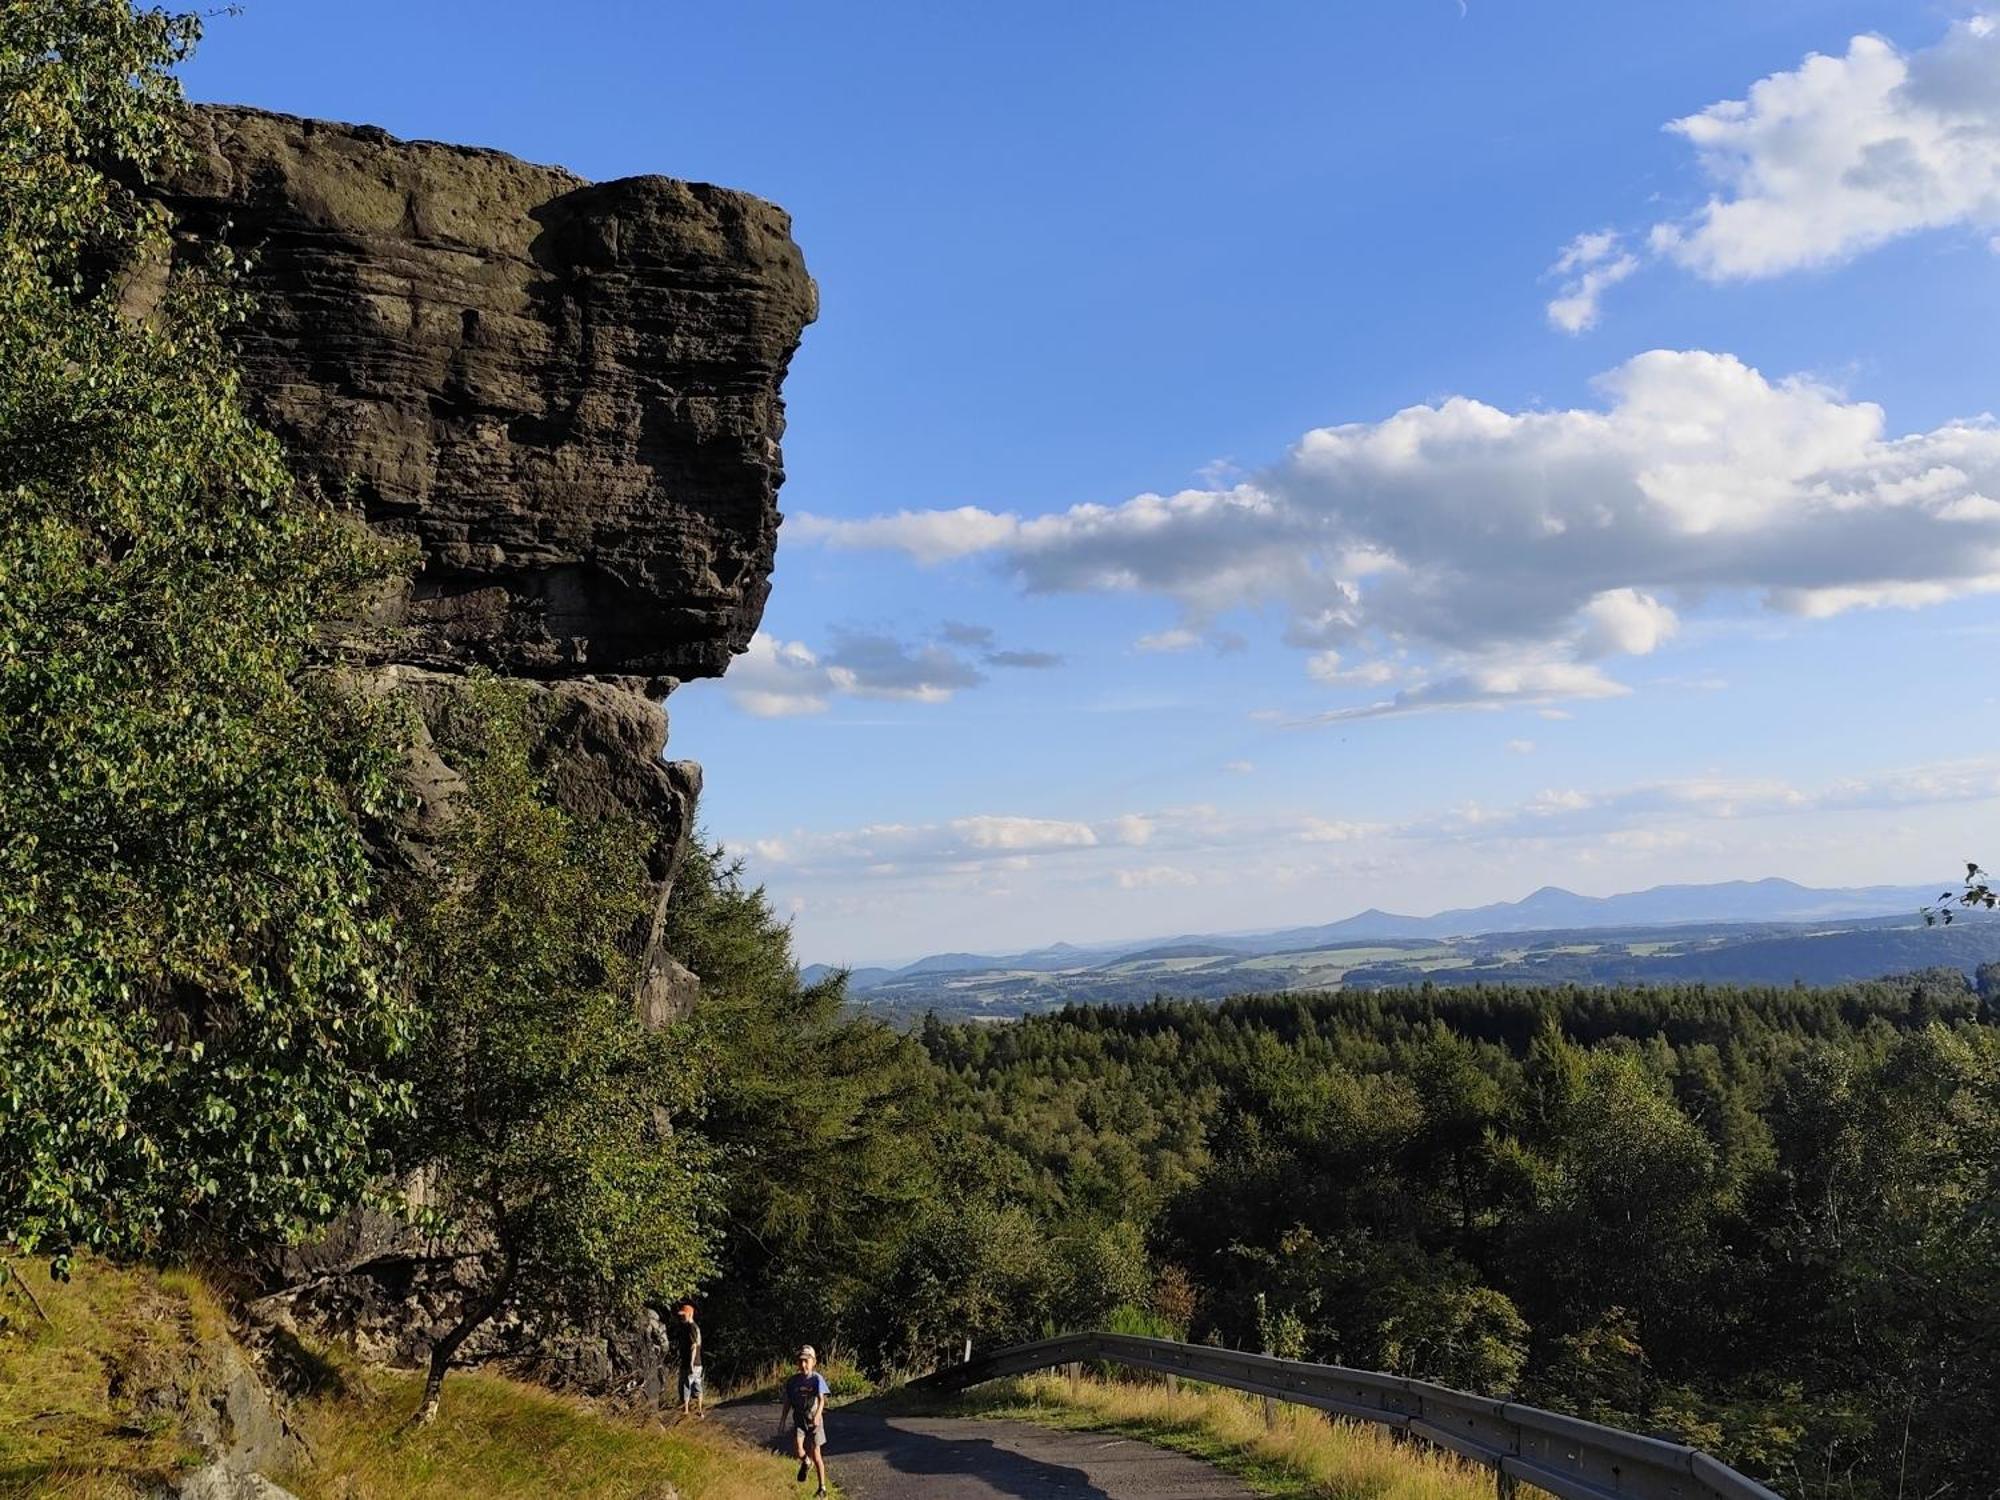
[724,621,1060,716]
[1292,661,1630,724]
[1421,759,2000,842]
[985,648,1064,669]
[743,758,2000,886]
[1545,230,1640,332]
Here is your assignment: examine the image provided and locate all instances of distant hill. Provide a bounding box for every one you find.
[800,963,896,990]
[809,876,1942,991]
[1227,877,1942,951]
[807,876,1981,1021]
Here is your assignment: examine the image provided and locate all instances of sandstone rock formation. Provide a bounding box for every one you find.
[117,1302,307,1499]
[145,104,815,1025]
[157,105,816,688]
[147,106,813,1400]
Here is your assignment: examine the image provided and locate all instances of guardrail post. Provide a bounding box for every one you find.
[1495,1469,1518,1500]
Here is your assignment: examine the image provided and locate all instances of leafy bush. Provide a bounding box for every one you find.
[399,681,714,1420]
[1104,1302,1182,1342]
[665,839,941,1377]
[0,2,410,1271]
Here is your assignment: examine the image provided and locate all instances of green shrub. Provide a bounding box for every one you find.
[0,1,410,1272]
[399,681,715,1421]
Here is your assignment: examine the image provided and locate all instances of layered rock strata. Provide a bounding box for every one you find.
[148,106,813,1397]
[158,105,816,687]
[146,104,814,1022]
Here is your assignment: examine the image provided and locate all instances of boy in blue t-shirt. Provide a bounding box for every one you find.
[781,1344,831,1496]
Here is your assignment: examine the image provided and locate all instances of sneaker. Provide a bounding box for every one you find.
[815,1490,828,1498]
[796,1460,809,1483]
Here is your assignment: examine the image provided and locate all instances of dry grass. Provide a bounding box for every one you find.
[0,1257,799,1500]
[277,1357,799,1500]
[949,1370,1504,1500]
[0,1257,214,1499]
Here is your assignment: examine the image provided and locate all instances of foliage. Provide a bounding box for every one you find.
[1102,1300,1182,1342]
[664,843,1180,1378]
[399,681,713,1419]
[664,839,942,1372]
[922,980,2000,1499]
[1922,860,1996,925]
[0,1254,795,1500]
[0,1,411,1272]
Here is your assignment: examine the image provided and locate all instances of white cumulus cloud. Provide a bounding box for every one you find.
[790,505,1019,563]
[722,628,984,716]
[726,633,840,718]
[1551,15,2000,324]
[722,621,1062,716]
[795,350,2000,721]
[1575,589,1679,659]
[1658,15,2000,279]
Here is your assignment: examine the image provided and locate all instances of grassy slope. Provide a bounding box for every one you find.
[279,1360,797,1500]
[0,1258,796,1500]
[944,1372,1501,1500]
[0,1257,210,1499]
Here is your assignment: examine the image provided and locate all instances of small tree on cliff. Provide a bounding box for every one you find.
[401,681,714,1422]
[0,3,410,1270]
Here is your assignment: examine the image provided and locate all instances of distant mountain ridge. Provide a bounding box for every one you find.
[801,876,1943,991]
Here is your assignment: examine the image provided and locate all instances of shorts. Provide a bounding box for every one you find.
[792,1417,826,1450]
[679,1365,704,1402]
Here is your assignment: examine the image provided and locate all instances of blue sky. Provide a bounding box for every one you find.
[185,3,2000,964]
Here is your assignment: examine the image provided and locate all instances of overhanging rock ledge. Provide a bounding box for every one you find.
[144,104,817,1032]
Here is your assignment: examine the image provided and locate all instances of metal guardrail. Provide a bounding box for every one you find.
[912,1331,1786,1500]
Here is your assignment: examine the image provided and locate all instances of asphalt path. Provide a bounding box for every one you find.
[715,1398,1259,1500]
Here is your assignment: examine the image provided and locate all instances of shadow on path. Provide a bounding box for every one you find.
[828,1408,1110,1499]
[714,1397,1251,1500]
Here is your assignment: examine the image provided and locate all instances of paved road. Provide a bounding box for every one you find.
[715,1400,1257,1500]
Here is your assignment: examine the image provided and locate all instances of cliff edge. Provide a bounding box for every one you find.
[135,106,814,1390]
[143,104,815,1030]
[157,104,817,687]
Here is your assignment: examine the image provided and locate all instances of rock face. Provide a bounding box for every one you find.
[144,105,815,1025]
[147,106,814,1401]
[156,105,817,688]
[364,665,705,1020]
[119,1296,307,1500]
[250,1246,682,1410]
